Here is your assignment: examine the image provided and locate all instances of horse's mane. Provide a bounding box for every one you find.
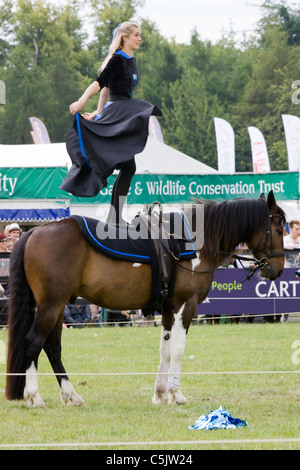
[195,197,285,261]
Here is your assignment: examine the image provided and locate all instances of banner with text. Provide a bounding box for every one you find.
[0,168,298,203]
[29,117,51,144]
[214,117,235,173]
[196,268,300,316]
[248,126,270,173]
[0,167,68,199]
[282,114,300,171]
[70,171,298,205]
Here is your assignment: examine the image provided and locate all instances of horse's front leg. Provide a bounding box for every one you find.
[152,311,173,404]
[153,300,195,405]
[166,303,190,404]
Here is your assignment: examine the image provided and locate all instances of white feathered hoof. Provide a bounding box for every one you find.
[60,379,85,407]
[167,387,188,405]
[152,390,169,405]
[24,388,46,409]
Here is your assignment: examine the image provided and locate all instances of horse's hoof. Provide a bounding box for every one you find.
[24,392,46,409]
[60,390,85,407]
[152,390,169,405]
[167,387,188,405]
[60,379,85,407]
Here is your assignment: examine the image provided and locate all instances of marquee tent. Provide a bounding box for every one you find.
[0,138,217,173]
[0,138,217,223]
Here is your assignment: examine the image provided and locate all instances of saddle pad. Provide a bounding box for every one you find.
[70,212,196,264]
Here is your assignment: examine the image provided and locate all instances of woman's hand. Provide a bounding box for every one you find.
[69,100,84,115]
[69,82,100,115]
[82,110,99,121]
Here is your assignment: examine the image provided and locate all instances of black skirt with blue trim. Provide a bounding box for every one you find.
[60,99,161,197]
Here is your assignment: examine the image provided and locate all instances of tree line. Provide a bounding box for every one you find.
[1,0,300,172]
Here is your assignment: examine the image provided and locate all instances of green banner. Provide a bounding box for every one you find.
[0,167,68,199]
[70,171,300,205]
[0,167,298,204]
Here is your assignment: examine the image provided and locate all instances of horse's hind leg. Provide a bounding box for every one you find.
[23,304,64,408]
[23,311,50,408]
[43,312,84,407]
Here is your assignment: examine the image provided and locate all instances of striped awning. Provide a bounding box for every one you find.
[0,207,70,222]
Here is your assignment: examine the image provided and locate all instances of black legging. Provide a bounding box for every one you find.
[106,158,136,225]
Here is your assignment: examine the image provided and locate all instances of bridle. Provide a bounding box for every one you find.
[163,211,285,280]
[231,212,285,281]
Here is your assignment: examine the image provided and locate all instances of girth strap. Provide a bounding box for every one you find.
[138,202,173,311]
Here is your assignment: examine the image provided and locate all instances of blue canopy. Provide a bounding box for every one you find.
[0,208,70,222]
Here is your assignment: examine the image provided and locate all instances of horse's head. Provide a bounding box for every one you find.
[247,191,285,280]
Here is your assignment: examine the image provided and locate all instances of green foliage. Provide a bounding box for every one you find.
[1,0,300,171]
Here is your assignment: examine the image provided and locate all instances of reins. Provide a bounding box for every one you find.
[162,212,285,281]
[234,212,285,282]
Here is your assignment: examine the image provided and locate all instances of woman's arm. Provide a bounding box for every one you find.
[97,86,110,113]
[82,87,110,121]
[69,81,100,115]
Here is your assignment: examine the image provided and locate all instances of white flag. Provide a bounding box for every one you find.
[214,118,235,173]
[148,116,164,142]
[248,126,270,173]
[282,114,300,171]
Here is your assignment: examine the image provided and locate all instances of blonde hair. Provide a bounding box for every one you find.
[99,21,140,72]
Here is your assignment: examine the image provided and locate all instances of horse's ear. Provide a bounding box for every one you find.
[260,193,266,200]
[267,190,277,211]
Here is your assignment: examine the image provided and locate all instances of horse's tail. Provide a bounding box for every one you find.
[5,230,36,400]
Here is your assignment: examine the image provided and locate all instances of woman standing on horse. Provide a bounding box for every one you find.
[60,21,161,226]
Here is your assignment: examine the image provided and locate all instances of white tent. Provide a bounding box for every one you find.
[0,142,69,168]
[0,137,217,174]
[0,138,216,223]
[135,138,217,174]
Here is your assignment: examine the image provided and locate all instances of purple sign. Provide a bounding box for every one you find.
[29,117,51,144]
[196,268,300,316]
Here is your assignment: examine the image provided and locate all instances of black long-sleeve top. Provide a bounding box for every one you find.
[95,50,138,99]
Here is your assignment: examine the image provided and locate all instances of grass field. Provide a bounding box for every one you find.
[0,322,300,450]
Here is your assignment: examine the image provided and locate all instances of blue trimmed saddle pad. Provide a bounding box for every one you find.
[70,212,196,264]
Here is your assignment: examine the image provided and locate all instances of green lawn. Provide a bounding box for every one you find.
[0,323,299,450]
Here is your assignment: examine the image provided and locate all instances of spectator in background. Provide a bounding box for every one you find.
[106,309,131,327]
[284,220,300,268]
[63,302,92,328]
[0,233,9,316]
[8,223,22,246]
[0,234,6,252]
[0,234,9,296]
[284,220,300,249]
[3,225,10,238]
[5,237,13,252]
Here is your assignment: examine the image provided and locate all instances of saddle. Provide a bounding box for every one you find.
[71,203,196,314]
[135,202,180,314]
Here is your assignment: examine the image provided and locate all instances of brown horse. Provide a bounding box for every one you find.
[5,191,285,408]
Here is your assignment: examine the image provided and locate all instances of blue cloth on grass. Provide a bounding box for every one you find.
[189,406,248,430]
